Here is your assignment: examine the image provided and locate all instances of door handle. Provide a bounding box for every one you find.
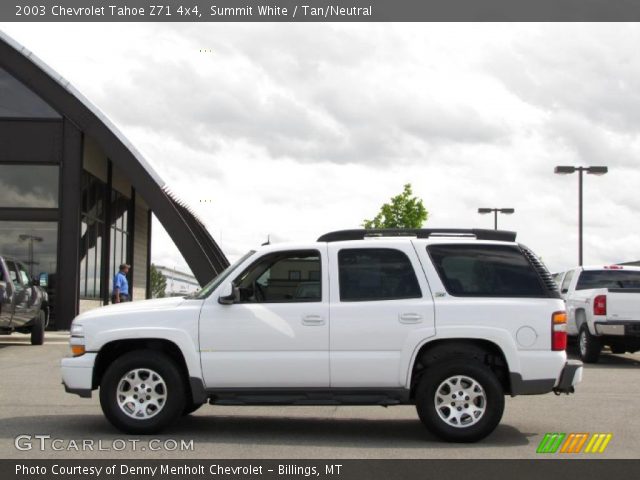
[399,313,423,324]
[302,315,326,326]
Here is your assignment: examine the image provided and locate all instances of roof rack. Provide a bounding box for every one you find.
[317,228,517,243]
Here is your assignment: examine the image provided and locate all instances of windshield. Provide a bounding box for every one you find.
[576,270,640,290]
[187,250,256,299]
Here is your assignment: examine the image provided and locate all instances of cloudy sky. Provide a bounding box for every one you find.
[2,23,639,274]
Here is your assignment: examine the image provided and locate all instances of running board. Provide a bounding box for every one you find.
[206,388,411,406]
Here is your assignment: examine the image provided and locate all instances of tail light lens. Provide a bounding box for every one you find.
[552,311,567,351]
[593,295,607,316]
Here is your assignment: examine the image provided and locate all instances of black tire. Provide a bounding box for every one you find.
[579,325,602,363]
[415,359,504,443]
[182,402,204,416]
[99,350,186,434]
[30,310,45,345]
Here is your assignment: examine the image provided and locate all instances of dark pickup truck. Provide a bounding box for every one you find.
[0,255,49,345]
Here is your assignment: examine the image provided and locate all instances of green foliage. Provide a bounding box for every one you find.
[362,184,428,229]
[150,264,167,298]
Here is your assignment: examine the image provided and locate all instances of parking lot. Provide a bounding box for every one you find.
[0,332,639,459]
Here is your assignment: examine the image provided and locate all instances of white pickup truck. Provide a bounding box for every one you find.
[62,229,582,442]
[557,265,640,363]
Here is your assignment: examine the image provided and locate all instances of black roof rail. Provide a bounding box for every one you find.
[317,228,517,243]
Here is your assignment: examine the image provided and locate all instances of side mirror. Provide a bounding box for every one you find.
[218,283,239,305]
[31,277,40,287]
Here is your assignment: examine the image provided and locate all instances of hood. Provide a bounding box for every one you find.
[74,296,193,323]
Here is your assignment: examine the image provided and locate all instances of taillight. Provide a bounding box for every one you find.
[593,295,607,316]
[552,311,567,351]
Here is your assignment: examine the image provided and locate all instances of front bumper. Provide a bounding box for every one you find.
[553,359,583,394]
[61,353,97,398]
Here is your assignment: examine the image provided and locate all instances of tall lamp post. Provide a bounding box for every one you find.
[18,234,43,277]
[554,165,608,266]
[477,208,515,230]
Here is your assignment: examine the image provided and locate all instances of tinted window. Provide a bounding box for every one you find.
[576,270,640,290]
[0,165,59,208]
[561,270,574,293]
[428,244,545,297]
[234,250,321,303]
[338,248,421,302]
[0,67,61,118]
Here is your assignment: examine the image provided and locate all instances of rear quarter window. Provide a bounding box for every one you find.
[427,244,547,297]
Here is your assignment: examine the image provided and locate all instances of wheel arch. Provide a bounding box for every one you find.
[409,338,511,398]
[92,338,203,403]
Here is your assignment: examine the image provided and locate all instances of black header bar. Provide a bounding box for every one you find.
[3,0,640,22]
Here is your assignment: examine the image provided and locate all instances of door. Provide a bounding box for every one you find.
[328,243,435,387]
[199,248,330,388]
[0,261,14,328]
[4,261,31,326]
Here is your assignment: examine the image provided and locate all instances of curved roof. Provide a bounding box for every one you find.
[0,31,229,284]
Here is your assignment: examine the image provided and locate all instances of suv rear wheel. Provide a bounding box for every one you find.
[579,325,602,363]
[415,359,504,442]
[99,350,186,434]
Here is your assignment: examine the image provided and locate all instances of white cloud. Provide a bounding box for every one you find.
[2,22,640,275]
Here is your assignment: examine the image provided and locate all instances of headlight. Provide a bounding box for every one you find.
[69,323,85,356]
[70,323,84,337]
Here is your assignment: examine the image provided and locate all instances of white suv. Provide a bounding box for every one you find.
[62,229,582,442]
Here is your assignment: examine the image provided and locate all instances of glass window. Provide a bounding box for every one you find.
[0,67,61,118]
[0,165,59,208]
[79,172,106,299]
[191,250,255,299]
[560,270,574,293]
[338,248,422,302]
[109,189,131,286]
[576,270,640,290]
[234,250,321,303]
[427,244,545,297]
[0,222,58,278]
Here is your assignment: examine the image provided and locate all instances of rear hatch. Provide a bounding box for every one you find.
[606,289,640,322]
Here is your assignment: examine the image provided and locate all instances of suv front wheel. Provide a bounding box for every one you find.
[99,350,186,434]
[415,360,504,442]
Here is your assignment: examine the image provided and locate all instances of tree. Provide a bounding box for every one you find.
[362,183,428,229]
[150,264,167,298]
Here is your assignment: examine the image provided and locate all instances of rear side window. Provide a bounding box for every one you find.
[576,270,640,290]
[338,248,422,302]
[427,244,546,297]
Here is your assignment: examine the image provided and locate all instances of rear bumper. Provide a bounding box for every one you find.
[510,359,583,396]
[61,353,96,398]
[595,321,640,337]
[553,360,583,394]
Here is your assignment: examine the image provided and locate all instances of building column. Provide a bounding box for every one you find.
[56,120,83,330]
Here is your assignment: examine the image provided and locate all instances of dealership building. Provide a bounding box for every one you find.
[0,32,228,329]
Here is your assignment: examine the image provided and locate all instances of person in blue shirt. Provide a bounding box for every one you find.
[111,263,130,303]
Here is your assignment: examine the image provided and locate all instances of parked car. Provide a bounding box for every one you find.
[61,229,582,442]
[0,255,49,345]
[557,265,640,363]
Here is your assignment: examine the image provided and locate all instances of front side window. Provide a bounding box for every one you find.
[428,244,546,297]
[234,250,321,303]
[560,270,574,293]
[338,248,422,302]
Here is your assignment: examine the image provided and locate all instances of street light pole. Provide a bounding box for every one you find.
[477,208,515,230]
[554,165,608,266]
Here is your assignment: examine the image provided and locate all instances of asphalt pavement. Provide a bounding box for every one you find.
[0,332,638,459]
